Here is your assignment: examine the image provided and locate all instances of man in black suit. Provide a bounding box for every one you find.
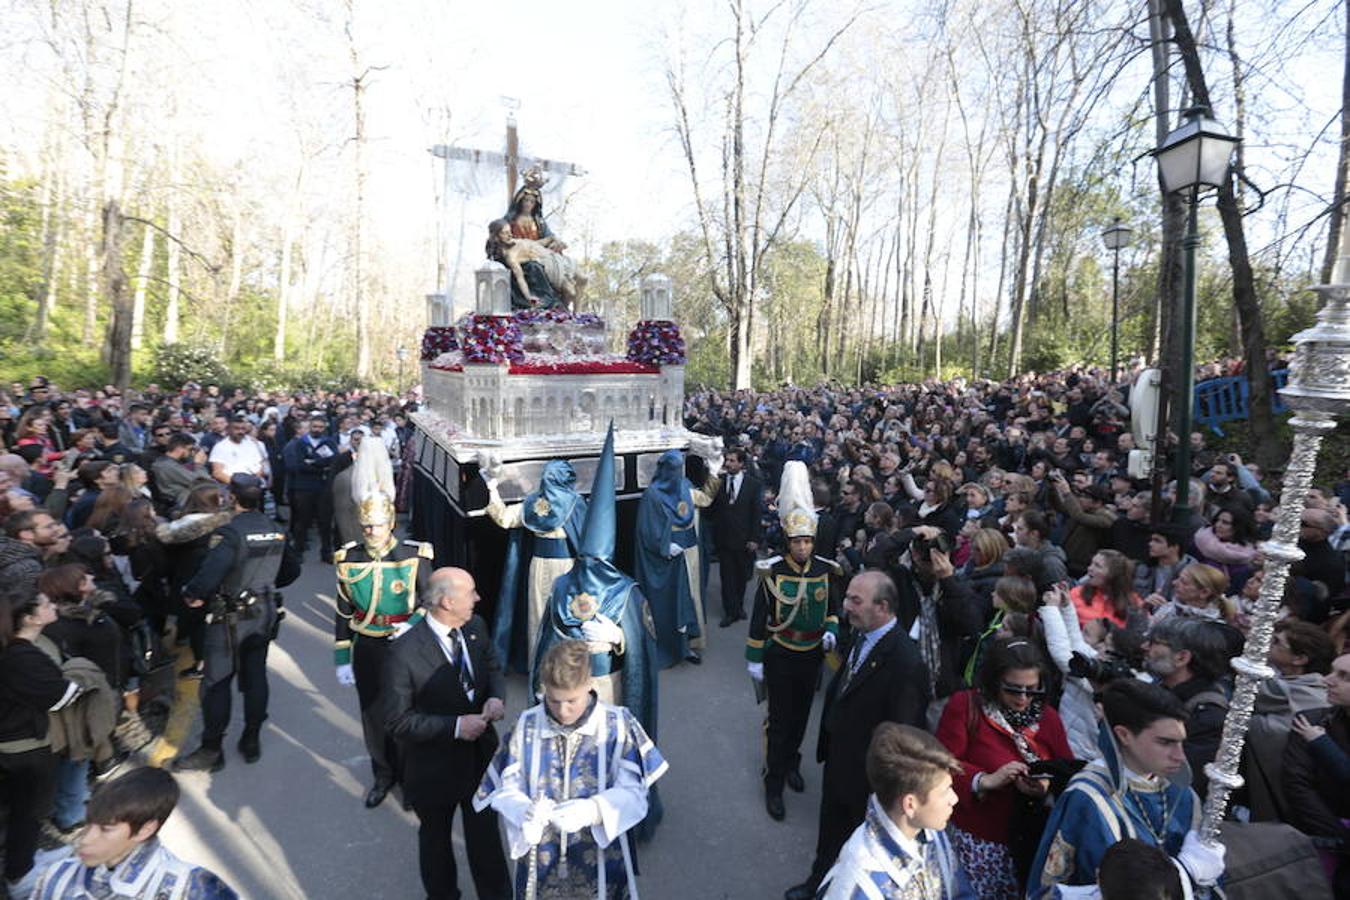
[384,567,512,900]
[713,448,763,626]
[784,570,929,900]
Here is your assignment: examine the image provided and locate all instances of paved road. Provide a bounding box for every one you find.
[157,551,827,899]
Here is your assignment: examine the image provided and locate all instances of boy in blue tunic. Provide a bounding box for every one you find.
[1027,679,1226,898]
[475,640,667,900]
[32,767,237,900]
[819,722,975,899]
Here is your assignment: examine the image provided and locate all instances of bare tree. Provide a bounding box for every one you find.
[666,0,861,388]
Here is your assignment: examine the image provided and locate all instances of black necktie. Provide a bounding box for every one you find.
[729,474,739,504]
[449,628,474,696]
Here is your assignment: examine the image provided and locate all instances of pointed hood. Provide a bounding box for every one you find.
[546,423,633,629]
[578,424,617,561]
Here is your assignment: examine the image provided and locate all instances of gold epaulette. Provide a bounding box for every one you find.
[333,542,358,564]
[815,555,843,576]
[405,539,434,560]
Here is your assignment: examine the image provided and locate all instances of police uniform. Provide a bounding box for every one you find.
[746,460,841,820]
[174,507,292,770]
[334,536,432,798]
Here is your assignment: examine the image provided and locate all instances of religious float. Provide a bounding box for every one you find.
[407,169,694,615]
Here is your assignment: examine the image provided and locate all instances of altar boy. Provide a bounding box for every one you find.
[818,723,975,899]
[474,640,667,900]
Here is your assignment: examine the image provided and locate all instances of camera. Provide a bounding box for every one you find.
[1068,651,1135,683]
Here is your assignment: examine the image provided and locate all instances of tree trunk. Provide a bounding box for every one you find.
[102,201,132,394]
[131,222,153,350]
[164,139,182,344]
[1320,0,1350,285]
[1165,0,1277,467]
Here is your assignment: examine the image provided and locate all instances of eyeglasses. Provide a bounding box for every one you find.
[999,682,1045,697]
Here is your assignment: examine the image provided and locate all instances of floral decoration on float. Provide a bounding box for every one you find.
[459,314,525,364]
[420,326,460,360]
[625,320,686,366]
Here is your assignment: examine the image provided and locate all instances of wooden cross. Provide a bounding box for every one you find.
[430,112,586,209]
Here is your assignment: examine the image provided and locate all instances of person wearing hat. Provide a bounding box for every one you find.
[747,460,843,822]
[332,436,432,809]
[172,474,300,773]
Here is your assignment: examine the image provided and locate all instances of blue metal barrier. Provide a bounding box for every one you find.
[1194,369,1288,435]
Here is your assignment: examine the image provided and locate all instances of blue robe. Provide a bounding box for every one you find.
[492,462,588,672]
[633,451,704,669]
[818,796,975,899]
[474,700,668,900]
[1026,722,1201,898]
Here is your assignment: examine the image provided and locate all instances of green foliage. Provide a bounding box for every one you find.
[152,341,232,389]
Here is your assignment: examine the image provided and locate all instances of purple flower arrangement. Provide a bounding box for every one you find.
[420,326,459,361]
[460,314,525,364]
[626,319,686,366]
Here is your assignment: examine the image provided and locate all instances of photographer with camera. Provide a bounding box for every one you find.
[895,527,984,725]
[172,474,300,774]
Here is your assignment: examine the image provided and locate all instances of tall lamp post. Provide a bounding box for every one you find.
[396,345,410,396]
[1101,218,1133,384]
[1153,107,1240,523]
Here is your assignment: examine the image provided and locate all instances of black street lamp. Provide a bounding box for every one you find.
[1153,107,1240,523]
[1101,218,1133,385]
[396,345,410,396]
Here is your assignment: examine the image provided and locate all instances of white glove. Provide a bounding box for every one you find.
[747,661,764,681]
[579,613,624,646]
[822,631,837,652]
[520,797,555,847]
[336,663,356,687]
[477,450,504,486]
[668,543,684,558]
[391,621,412,638]
[1177,831,1226,886]
[550,798,602,832]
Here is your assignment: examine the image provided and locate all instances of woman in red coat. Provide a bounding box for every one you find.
[936,637,1073,899]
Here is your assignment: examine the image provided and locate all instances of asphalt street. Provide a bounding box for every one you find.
[156,549,827,899]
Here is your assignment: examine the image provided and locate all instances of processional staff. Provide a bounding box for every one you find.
[1193,212,1350,891]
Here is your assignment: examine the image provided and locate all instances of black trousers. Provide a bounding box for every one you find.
[808,757,869,886]
[352,634,400,787]
[718,546,754,618]
[288,488,333,554]
[201,631,270,747]
[763,642,821,791]
[0,747,56,882]
[414,796,511,900]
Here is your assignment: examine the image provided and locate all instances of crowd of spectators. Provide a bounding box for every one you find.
[0,375,414,897]
[686,364,1349,897]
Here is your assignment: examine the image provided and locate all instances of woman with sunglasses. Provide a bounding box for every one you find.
[935,637,1074,899]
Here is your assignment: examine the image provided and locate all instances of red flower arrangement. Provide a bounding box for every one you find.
[626,320,686,366]
[508,360,658,375]
[420,326,459,360]
[460,314,524,364]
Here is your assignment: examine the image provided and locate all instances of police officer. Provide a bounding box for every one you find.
[173,474,300,773]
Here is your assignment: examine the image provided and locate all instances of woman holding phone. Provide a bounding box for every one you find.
[935,637,1075,898]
